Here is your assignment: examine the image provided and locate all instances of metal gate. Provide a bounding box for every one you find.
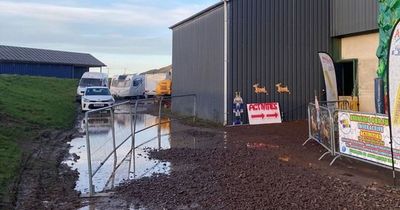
[83,94,196,197]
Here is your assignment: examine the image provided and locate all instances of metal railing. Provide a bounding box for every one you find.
[84,94,197,197]
[319,100,350,111]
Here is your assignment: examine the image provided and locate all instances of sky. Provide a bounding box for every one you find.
[0,0,219,75]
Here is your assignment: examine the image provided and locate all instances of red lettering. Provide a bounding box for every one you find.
[249,104,257,111]
[249,103,278,111]
[395,29,400,39]
[260,103,265,110]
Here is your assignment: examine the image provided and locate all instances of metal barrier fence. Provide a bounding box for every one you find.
[83,94,196,197]
[303,103,335,160]
[304,101,400,177]
[319,100,350,112]
[303,100,350,160]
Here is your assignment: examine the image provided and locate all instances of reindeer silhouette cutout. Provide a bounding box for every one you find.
[275,83,291,94]
[253,83,268,95]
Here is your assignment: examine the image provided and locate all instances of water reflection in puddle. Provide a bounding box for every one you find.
[65,105,172,194]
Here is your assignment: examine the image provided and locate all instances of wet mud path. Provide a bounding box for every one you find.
[110,121,400,209]
[13,102,400,209]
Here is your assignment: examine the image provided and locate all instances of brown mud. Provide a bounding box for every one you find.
[13,129,81,210]
[2,112,83,210]
[7,110,400,209]
[111,120,400,209]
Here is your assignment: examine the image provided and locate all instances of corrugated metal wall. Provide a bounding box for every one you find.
[330,0,378,37]
[0,63,88,78]
[171,5,224,123]
[73,66,89,79]
[228,0,331,123]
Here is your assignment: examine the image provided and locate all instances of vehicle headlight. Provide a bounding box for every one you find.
[82,98,90,102]
[107,99,115,102]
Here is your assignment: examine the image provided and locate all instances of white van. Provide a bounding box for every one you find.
[76,72,108,100]
[110,74,145,98]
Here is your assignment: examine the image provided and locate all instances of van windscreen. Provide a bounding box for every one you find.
[80,78,102,87]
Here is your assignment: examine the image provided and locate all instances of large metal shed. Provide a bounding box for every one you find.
[0,45,106,79]
[171,0,378,124]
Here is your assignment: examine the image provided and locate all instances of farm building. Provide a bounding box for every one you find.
[170,0,379,124]
[0,45,106,79]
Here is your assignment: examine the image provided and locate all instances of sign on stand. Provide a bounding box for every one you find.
[247,102,282,125]
[318,52,338,104]
[338,111,400,168]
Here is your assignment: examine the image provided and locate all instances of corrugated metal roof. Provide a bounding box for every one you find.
[330,0,378,37]
[0,45,106,67]
[169,2,223,29]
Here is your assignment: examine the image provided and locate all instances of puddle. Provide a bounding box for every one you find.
[65,104,173,194]
[246,142,280,149]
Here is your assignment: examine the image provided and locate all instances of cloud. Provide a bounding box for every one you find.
[0,0,219,73]
[0,1,207,27]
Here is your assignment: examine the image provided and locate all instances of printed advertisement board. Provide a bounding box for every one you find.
[389,20,400,152]
[247,102,282,125]
[318,52,338,103]
[338,111,400,168]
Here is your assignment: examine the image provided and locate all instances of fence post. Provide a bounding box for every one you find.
[308,104,312,138]
[303,104,313,146]
[193,95,197,123]
[85,112,94,196]
[158,97,164,149]
[329,109,335,156]
[110,107,117,168]
[130,101,137,150]
[129,100,138,176]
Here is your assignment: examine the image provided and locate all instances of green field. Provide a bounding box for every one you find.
[0,75,77,202]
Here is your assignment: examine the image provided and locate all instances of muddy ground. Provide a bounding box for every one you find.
[7,105,400,209]
[4,115,82,210]
[94,120,400,209]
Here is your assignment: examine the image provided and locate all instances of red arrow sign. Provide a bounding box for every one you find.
[251,113,265,119]
[266,112,279,118]
[247,103,282,125]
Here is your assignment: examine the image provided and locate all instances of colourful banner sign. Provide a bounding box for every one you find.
[318,52,338,103]
[247,102,282,125]
[338,111,400,168]
[389,20,400,151]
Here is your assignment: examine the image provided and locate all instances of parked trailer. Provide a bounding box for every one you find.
[110,74,145,98]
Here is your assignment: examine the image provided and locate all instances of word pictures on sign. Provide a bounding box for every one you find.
[338,111,400,168]
[247,102,282,125]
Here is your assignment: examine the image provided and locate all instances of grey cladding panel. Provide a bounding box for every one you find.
[228,0,331,123]
[330,0,378,37]
[171,6,224,123]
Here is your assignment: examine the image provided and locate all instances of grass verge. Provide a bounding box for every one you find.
[0,75,78,204]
